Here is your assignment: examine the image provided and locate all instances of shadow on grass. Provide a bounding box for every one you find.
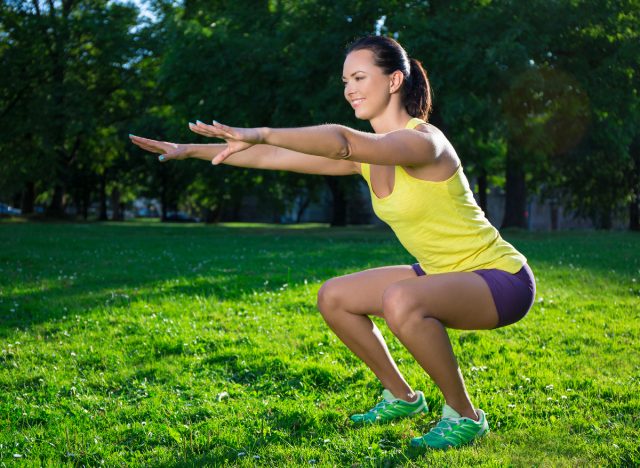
[0,223,407,336]
[2,222,638,337]
[155,429,441,467]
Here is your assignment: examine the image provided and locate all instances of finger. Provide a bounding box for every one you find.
[188,124,207,136]
[190,122,219,137]
[212,146,232,165]
[132,140,162,154]
[130,134,162,145]
[195,119,231,138]
[211,120,231,132]
[211,120,235,139]
[158,152,180,162]
[195,120,228,138]
[159,150,179,161]
[129,135,168,153]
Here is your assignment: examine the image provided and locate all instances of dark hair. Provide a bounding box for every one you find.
[346,36,432,121]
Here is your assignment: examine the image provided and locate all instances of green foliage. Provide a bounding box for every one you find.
[0,0,143,215]
[0,0,638,226]
[1,222,639,465]
[389,0,640,227]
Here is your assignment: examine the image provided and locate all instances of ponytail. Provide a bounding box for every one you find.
[405,58,432,121]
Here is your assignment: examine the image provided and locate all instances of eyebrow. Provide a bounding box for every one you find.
[341,71,366,80]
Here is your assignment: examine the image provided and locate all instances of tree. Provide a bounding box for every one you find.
[0,0,142,217]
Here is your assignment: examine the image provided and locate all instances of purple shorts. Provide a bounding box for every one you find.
[411,263,536,328]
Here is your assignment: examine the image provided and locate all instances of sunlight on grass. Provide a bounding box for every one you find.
[1,223,639,465]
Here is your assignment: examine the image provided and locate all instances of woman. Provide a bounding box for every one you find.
[130,35,535,449]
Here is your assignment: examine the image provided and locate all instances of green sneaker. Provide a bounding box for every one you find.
[410,404,489,449]
[350,389,428,424]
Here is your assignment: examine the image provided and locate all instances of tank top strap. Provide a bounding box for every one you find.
[405,117,427,129]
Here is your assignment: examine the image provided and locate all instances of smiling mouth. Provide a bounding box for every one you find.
[351,98,365,108]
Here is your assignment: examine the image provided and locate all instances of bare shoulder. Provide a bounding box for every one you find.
[403,122,461,177]
[413,122,442,142]
[413,121,437,134]
[415,123,457,159]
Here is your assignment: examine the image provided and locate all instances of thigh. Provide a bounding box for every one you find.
[385,272,500,330]
[319,265,418,317]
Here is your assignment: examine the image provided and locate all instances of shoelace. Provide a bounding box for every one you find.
[368,399,391,415]
[430,418,459,436]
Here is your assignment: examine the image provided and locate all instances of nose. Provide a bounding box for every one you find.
[344,81,356,97]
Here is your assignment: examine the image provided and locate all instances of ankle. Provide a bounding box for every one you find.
[399,392,418,403]
[447,402,478,421]
[468,410,480,421]
[460,408,479,421]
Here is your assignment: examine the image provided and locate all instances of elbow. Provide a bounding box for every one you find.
[335,141,352,160]
[333,129,352,160]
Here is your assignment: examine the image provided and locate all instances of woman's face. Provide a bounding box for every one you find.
[342,49,393,121]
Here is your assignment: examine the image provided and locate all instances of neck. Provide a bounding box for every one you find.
[369,107,414,134]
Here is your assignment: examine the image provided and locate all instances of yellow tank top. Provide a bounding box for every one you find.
[360,118,526,274]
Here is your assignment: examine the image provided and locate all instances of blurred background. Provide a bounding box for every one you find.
[0,0,638,230]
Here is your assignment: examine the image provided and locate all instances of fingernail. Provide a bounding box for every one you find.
[212,120,218,125]
[158,155,165,161]
[128,133,134,137]
[196,120,203,125]
[188,122,195,126]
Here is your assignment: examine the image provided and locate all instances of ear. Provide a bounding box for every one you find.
[389,70,405,94]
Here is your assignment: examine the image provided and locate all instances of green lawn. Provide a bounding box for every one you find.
[1,221,639,466]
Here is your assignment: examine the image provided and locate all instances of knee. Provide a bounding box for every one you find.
[316,278,344,320]
[382,285,425,335]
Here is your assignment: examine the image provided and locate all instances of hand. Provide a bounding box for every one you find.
[189,120,263,165]
[129,135,190,162]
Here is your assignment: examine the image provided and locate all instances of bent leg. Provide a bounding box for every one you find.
[382,272,499,420]
[317,266,418,401]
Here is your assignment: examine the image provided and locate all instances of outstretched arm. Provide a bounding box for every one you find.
[190,121,439,167]
[263,124,439,167]
[221,144,359,176]
[128,135,358,176]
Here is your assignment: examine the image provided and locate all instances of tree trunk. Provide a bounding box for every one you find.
[110,187,122,221]
[630,137,640,231]
[49,8,70,219]
[477,168,488,217]
[47,184,65,216]
[629,198,639,231]
[597,211,612,230]
[82,186,90,220]
[204,206,218,223]
[98,173,108,221]
[12,192,21,211]
[296,194,311,223]
[20,181,35,214]
[550,202,559,231]
[501,152,527,229]
[159,168,168,221]
[324,176,347,227]
[232,197,243,222]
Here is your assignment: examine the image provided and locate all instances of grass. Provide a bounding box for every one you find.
[1,221,639,466]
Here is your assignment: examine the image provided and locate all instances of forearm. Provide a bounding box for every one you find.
[261,124,352,160]
[188,143,273,167]
[187,143,225,161]
[188,142,356,175]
